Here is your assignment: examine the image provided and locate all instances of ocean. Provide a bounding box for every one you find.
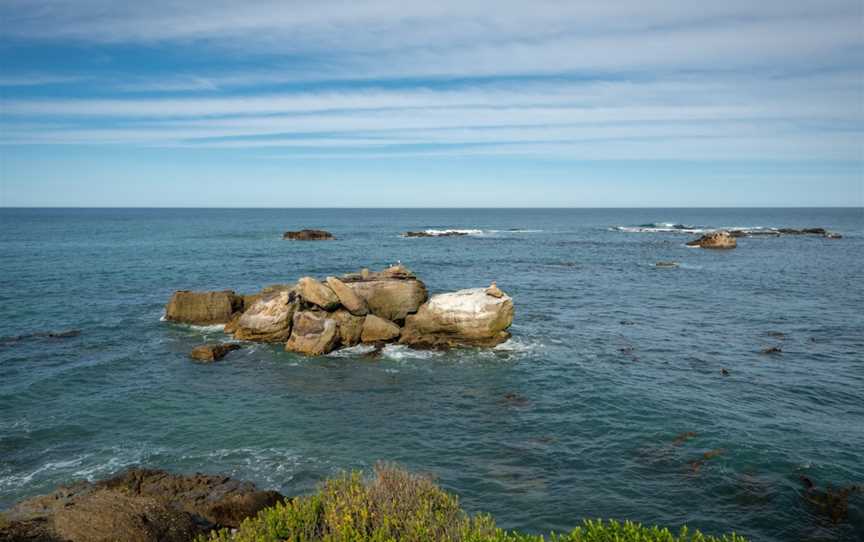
[1,207,862,541]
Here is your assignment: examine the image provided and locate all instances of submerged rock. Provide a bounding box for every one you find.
[189,343,241,362]
[285,311,340,355]
[165,290,243,325]
[232,289,297,342]
[283,229,334,241]
[2,468,283,542]
[655,261,680,268]
[686,231,737,249]
[761,346,782,355]
[403,230,469,238]
[400,285,514,348]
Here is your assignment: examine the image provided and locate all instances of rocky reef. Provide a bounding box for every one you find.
[0,468,283,542]
[282,229,334,241]
[164,265,514,356]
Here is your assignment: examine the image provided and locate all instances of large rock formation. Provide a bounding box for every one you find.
[165,265,514,357]
[164,291,243,325]
[1,468,283,542]
[285,311,340,356]
[231,289,297,342]
[340,265,428,323]
[686,231,737,249]
[283,229,334,241]
[401,284,514,348]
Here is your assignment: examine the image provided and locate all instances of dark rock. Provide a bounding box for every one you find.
[282,229,334,241]
[721,368,730,376]
[672,431,698,445]
[761,346,783,355]
[189,343,241,362]
[655,261,679,268]
[502,392,530,407]
[799,475,862,524]
[403,230,468,238]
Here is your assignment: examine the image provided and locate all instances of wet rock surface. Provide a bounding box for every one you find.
[189,343,241,362]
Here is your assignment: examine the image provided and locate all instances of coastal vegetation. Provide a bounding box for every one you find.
[202,464,748,542]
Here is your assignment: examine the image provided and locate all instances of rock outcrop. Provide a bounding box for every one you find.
[401,286,514,348]
[189,343,241,362]
[285,311,340,356]
[686,231,737,249]
[166,264,514,357]
[403,230,469,237]
[164,291,244,325]
[1,468,283,542]
[283,229,334,241]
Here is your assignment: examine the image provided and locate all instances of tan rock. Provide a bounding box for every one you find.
[339,267,427,322]
[401,287,514,348]
[686,230,737,249]
[325,276,368,315]
[297,277,341,310]
[485,281,504,298]
[164,290,242,325]
[361,314,401,343]
[189,343,241,362]
[232,289,297,342]
[285,311,340,356]
[331,309,365,347]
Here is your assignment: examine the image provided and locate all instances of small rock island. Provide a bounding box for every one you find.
[282,229,334,240]
[165,265,514,356]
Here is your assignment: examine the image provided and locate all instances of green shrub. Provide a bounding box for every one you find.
[201,463,747,542]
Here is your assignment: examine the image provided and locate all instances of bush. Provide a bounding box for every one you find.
[201,463,747,542]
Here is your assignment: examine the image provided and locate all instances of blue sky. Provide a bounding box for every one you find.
[0,1,862,207]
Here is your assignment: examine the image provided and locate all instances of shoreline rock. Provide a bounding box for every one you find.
[283,229,334,241]
[1,468,283,542]
[165,290,245,325]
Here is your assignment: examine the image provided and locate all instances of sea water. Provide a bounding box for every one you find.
[1,208,862,540]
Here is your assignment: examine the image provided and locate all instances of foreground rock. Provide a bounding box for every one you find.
[401,284,514,348]
[190,343,241,362]
[283,229,334,241]
[361,314,401,343]
[297,277,340,310]
[165,290,244,325]
[686,231,737,249]
[1,468,283,542]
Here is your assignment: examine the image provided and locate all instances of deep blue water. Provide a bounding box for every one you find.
[1,208,863,541]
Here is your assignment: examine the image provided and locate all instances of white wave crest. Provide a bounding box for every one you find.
[381,344,443,360]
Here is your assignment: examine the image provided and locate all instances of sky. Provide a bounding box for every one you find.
[0,0,862,207]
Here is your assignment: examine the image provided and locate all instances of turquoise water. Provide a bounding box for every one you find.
[1,208,862,541]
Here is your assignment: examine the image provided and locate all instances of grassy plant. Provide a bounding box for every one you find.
[201,463,747,542]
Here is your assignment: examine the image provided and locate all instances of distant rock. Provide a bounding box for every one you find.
[189,343,241,362]
[283,229,334,241]
[686,231,737,249]
[1,468,283,542]
[761,346,783,355]
[401,284,514,348]
[361,314,401,343]
[403,230,469,238]
[164,290,243,325]
[285,311,340,356]
[655,261,680,268]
